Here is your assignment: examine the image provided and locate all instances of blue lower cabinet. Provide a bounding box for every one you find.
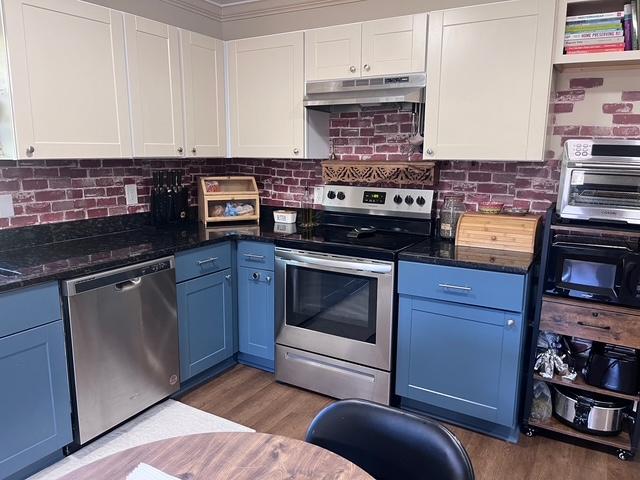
[237,266,275,371]
[0,320,72,479]
[397,297,524,425]
[177,268,234,381]
[396,261,529,442]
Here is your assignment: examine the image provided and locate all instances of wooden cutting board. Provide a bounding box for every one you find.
[455,213,542,253]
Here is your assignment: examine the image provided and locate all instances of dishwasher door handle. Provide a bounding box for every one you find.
[115,278,142,292]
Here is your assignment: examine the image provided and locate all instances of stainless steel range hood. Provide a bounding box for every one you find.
[304,73,425,109]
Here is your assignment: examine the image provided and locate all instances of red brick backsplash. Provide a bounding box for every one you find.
[225,158,323,209]
[0,156,325,230]
[328,73,640,214]
[329,107,422,162]
[1,72,638,230]
[0,158,228,229]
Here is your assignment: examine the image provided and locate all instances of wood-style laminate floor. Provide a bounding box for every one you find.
[180,365,639,480]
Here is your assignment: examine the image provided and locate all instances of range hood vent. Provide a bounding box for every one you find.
[304,73,425,109]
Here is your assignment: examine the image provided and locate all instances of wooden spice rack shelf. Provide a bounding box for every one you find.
[528,416,632,451]
[321,161,436,186]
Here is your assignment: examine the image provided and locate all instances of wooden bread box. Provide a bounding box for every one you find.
[455,213,542,253]
[198,176,260,225]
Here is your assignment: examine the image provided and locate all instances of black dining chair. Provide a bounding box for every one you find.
[306,399,475,480]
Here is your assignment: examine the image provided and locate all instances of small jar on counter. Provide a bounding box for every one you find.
[439,195,466,240]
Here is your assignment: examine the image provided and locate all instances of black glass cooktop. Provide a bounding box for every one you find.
[289,224,425,251]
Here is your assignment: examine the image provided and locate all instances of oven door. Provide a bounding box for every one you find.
[559,167,640,224]
[275,248,394,371]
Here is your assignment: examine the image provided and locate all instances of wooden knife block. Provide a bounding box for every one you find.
[455,213,542,253]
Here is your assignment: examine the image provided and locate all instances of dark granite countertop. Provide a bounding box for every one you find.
[0,220,286,293]
[0,211,538,294]
[398,238,537,275]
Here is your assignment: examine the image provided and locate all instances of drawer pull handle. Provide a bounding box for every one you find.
[197,257,219,266]
[243,254,266,260]
[439,283,472,292]
[592,312,599,318]
[577,321,610,331]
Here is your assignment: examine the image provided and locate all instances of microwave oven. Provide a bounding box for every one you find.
[546,238,640,307]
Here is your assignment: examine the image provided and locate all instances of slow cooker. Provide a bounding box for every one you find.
[552,386,630,436]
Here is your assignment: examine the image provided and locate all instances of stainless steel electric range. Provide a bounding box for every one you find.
[275,186,434,404]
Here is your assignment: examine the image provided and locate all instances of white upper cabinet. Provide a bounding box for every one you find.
[180,30,226,158]
[228,32,304,158]
[361,14,427,77]
[424,0,555,162]
[305,14,427,81]
[305,24,362,81]
[125,15,184,158]
[3,0,132,159]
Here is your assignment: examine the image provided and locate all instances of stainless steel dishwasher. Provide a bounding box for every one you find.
[62,256,179,445]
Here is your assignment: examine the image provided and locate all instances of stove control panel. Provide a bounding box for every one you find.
[323,186,434,218]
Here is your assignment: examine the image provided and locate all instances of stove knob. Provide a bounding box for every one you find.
[416,196,426,206]
[405,195,414,205]
[327,190,336,200]
[393,195,403,204]
[337,191,346,200]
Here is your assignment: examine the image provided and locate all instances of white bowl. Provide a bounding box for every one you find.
[273,210,297,224]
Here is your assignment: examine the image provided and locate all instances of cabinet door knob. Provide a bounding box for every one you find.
[265,276,272,284]
[225,274,232,281]
[363,64,370,72]
[192,147,197,154]
[426,148,434,156]
[26,145,35,155]
[349,65,356,73]
[507,319,516,327]
[177,147,184,154]
[293,148,300,155]
[252,272,261,281]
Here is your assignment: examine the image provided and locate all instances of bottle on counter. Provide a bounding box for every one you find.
[299,185,317,229]
[176,171,189,223]
[439,195,466,240]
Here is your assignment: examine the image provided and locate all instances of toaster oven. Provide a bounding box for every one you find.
[558,139,640,225]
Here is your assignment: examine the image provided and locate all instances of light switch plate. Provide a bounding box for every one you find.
[313,186,324,205]
[125,184,138,205]
[0,194,14,218]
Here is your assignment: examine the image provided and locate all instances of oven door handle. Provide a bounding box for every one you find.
[572,163,640,170]
[280,254,393,274]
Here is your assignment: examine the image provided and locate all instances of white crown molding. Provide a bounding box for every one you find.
[158,0,223,21]
[221,0,364,21]
[160,0,363,23]
[204,0,262,7]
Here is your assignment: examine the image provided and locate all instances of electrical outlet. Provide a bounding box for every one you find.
[125,184,138,205]
[313,186,324,205]
[0,194,14,218]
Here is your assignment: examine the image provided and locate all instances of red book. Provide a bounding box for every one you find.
[565,44,626,53]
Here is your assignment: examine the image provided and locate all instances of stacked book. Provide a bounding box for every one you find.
[564,3,639,55]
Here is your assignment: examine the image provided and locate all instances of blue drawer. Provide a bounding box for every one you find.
[0,282,62,338]
[237,241,275,271]
[176,243,232,283]
[398,261,525,312]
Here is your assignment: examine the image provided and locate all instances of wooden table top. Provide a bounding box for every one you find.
[59,432,373,479]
